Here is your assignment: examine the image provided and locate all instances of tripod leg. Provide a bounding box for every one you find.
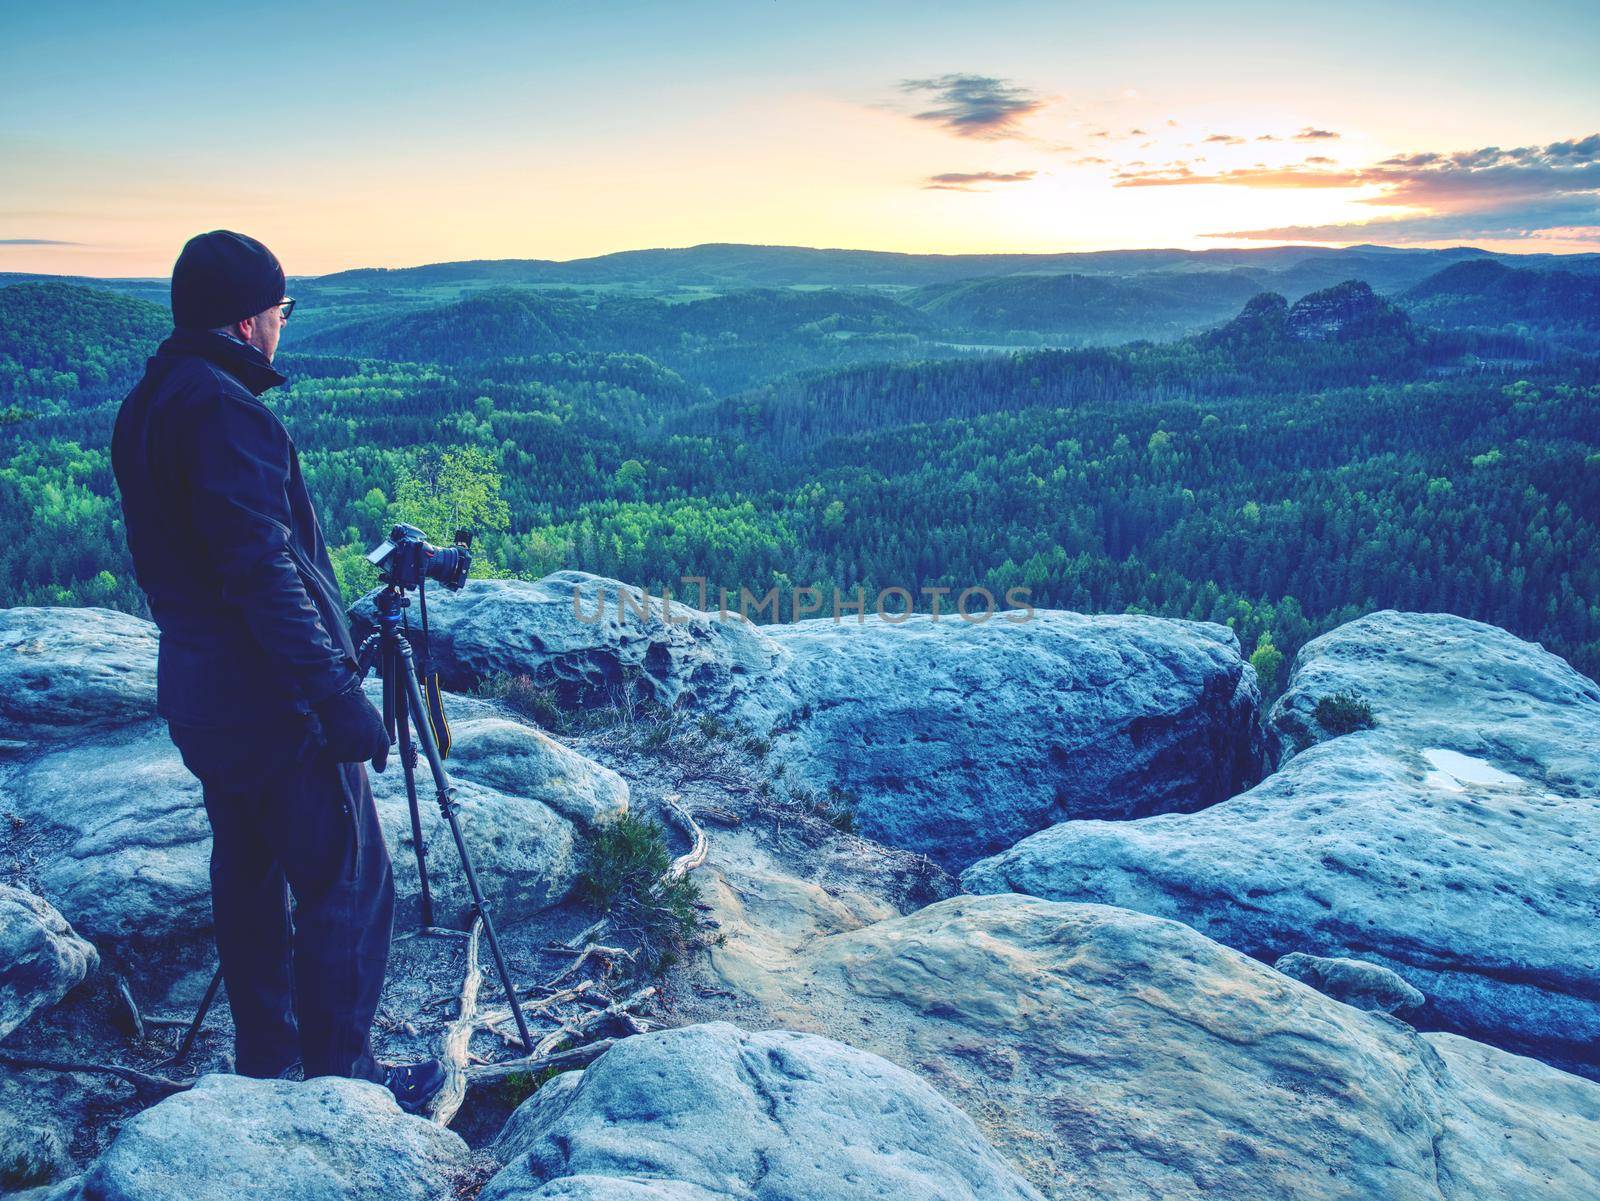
[176,963,225,1064]
[393,637,534,1053]
[391,653,435,932]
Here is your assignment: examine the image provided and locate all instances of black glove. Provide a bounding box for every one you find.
[311,679,390,770]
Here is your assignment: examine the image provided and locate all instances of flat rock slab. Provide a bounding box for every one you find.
[61,1074,470,1201]
[727,610,1262,868]
[780,894,1600,1201]
[0,607,157,741]
[0,884,99,1040]
[964,610,1600,1069]
[483,1022,1042,1201]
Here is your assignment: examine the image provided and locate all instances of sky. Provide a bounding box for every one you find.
[3,0,1598,276]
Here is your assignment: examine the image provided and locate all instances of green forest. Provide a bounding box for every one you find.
[4,243,1598,695]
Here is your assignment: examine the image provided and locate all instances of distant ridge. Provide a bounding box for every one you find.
[305,242,1599,292]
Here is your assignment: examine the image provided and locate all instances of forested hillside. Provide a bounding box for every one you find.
[2,254,1596,693]
[0,284,167,413]
[1401,260,1600,350]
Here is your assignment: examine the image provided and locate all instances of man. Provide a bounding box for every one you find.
[111,230,443,1110]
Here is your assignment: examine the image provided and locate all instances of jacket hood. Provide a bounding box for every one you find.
[157,327,288,397]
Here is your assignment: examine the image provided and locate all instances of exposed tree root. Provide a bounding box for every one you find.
[428,916,483,1126]
[0,1052,189,1103]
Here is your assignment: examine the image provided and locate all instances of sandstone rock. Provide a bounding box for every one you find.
[777,894,1600,1200]
[965,611,1600,1068]
[0,884,99,1039]
[447,716,627,830]
[482,1023,1042,1201]
[367,759,577,932]
[1285,280,1412,342]
[1268,609,1600,790]
[350,572,778,708]
[0,622,592,977]
[0,608,157,741]
[1274,952,1425,1013]
[65,1074,470,1201]
[354,575,1264,870]
[0,1109,71,1194]
[728,609,1262,867]
[8,1177,81,1201]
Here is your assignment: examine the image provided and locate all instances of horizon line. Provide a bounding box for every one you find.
[3,239,1596,283]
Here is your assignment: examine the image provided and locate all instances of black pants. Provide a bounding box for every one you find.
[168,716,394,1081]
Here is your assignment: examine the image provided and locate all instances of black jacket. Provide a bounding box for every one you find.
[112,329,358,728]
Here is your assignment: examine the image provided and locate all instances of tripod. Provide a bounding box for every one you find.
[178,581,533,1061]
[358,583,533,1052]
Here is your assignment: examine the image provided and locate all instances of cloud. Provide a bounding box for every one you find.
[1204,134,1245,145]
[923,169,1038,191]
[0,238,80,245]
[1121,132,1600,242]
[1205,198,1600,243]
[1116,164,1363,188]
[1256,134,1280,142]
[1294,127,1340,141]
[898,74,1046,139]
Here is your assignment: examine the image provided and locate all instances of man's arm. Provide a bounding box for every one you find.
[180,387,355,705]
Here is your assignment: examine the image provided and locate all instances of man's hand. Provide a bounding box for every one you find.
[312,679,390,769]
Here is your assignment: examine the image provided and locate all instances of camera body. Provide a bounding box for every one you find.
[366,523,473,591]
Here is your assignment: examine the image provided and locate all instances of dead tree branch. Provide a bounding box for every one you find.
[429,916,483,1127]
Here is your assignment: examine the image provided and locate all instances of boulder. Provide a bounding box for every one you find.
[1274,952,1425,1013]
[775,894,1600,1201]
[964,611,1600,1068]
[5,717,581,973]
[355,574,1264,869]
[0,607,157,741]
[447,716,627,831]
[0,884,99,1039]
[0,611,596,978]
[727,609,1262,867]
[481,1023,1042,1201]
[63,1074,470,1200]
[1268,609,1600,790]
[350,572,778,708]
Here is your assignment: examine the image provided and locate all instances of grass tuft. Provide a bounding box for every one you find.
[1313,691,1376,735]
[576,813,702,974]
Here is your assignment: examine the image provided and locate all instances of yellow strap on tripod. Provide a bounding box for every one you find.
[425,671,452,759]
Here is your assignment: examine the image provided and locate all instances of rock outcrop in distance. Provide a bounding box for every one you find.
[363,574,1264,868]
[964,610,1600,1071]
[1207,280,1416,346]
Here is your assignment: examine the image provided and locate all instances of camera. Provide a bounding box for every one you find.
[366,523,473,591]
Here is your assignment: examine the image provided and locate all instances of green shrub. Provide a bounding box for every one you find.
[576,814,701,973]
[1314,691,1375,735]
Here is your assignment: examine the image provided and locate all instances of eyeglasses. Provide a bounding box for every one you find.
[278,297,296,321]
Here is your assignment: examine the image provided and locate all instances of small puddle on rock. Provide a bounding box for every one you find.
[1420,748,1526,792]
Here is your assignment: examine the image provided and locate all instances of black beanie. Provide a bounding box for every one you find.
[171,230,286,330]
